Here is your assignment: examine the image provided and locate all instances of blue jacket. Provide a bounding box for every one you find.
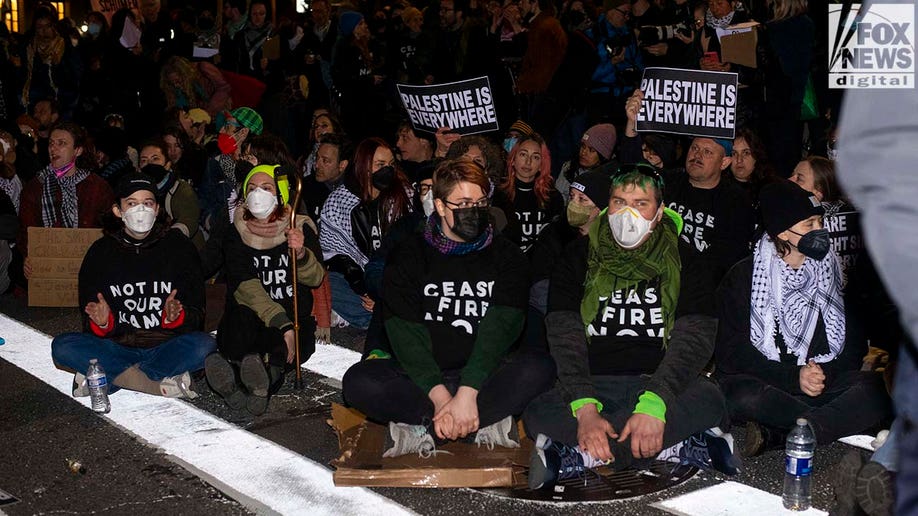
[588,17,644,97]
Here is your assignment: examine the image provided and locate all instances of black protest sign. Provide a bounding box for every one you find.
[826,210,863,271]
[397,77,499,135]
[636,67,738,139]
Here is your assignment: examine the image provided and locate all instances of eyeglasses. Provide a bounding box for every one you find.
[444,197,490,209]
[614,8,631,17]
[415,182,432,196]
[613,162,665,195]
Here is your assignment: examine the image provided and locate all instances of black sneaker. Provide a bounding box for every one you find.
[831,449,866,516]
[678,428,742,476]
[856,461,894,516]
[204,354,246,410]
[742,421,786,457]
[528,433,607,490]
[239,354,270,416]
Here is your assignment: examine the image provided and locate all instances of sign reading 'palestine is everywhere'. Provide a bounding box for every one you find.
[397,76,499,135]
[636,67,739,139]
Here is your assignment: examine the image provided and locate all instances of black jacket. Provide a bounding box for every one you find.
[714,256,866,393]
[78,225,205,348]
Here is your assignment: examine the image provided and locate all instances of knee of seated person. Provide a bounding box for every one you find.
[342,361,384,404]
[50,332,85,368]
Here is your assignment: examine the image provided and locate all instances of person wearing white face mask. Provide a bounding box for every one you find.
[205,165,325,415]
[524,165,737,490]
[51,173,215,402]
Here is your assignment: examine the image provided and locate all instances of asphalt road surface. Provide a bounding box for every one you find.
[0,292,866,515]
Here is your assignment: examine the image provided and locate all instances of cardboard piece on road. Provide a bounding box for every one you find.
[330,403,530,488]
[719,21,760,68]
[28,227,103,307]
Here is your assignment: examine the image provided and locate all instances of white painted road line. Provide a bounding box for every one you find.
[302,341,361,382]
[0,315,414,516]
[651,481,827,516]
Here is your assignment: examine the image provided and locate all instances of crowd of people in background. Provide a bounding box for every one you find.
[0,0,908,513]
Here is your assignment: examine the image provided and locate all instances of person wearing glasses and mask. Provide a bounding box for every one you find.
[714,180,891,457]
[627,88,754,317]
[342,159,555,458]
[524,165,735,490]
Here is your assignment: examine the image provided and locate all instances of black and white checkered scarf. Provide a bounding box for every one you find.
[750,235,846,365]
[318,184,367,267]
[38,165,90,228]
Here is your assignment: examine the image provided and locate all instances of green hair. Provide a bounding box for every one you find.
[611,169,663,205]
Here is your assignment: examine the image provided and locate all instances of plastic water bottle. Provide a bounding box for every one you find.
[87,359,111,414]
[783,418,816,510]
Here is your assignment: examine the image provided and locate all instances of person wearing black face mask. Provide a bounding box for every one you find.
[342,160,555,457]
[714,180,891,457]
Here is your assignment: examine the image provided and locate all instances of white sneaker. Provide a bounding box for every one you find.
[330,310,350,328]
[474,416,520,450]
[160,371,199,399]
[72,372,89,397]
[383,422,436,458]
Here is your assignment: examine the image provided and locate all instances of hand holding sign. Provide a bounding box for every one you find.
[85,293,111,327]
[635,67,738,139]
[397,77,499,136]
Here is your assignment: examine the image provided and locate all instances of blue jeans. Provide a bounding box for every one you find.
[51,332,216,381]
[328,271,372,329]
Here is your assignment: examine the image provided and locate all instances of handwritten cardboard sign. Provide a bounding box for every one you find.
[28,228,103,307]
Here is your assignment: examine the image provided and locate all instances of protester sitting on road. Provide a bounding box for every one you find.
[728,128,777,204]
[198,107,263,232]
[298,110,341,180]
[623,90,755,318]
[523,166,735,490]
[443,135,506,190]
[714,180,892,457]
[206,165,325,415]
[19,122,114,281]
[319,137,413,329]
[555,123,617,203]
[138,141,205,251]
[492,133,563,253]
[51,172,214,399]
[301,133,352,225]
[342,159,555,457]
[528,169,613,316]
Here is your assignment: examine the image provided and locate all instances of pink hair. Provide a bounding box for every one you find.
[500,134,554,207]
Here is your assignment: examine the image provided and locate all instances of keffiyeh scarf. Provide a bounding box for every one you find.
[39,164,89,228]
[705,9,735,29]
[750,235,846,365]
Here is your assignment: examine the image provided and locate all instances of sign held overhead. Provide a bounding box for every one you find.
[397,76,499,135]
[636,67,739,139]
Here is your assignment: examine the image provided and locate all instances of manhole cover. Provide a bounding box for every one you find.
[476,461,698,502]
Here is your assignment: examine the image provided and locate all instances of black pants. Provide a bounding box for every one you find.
[718,370,892,444]
[522,375,726,470]
[217,304,316,368]
[342,351,556,428]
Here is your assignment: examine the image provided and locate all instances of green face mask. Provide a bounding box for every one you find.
[567,201,594,227]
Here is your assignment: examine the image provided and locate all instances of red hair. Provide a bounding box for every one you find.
[349,137,412,232]
[500,133,554,208]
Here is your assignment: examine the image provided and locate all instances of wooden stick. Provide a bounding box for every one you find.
[288,171,304,389]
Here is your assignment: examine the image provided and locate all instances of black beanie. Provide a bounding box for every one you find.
[570,169,613,208]
[760,179,825,236]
